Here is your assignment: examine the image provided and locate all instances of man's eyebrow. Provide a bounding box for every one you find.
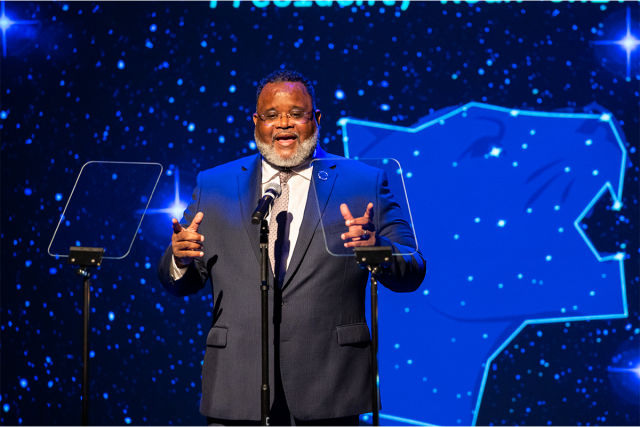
[263,105,305,113]
[259,105,307,112]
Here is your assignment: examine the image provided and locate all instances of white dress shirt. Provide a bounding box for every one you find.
[170,152,315,280]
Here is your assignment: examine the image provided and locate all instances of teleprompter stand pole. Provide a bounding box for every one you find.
[354,246,393,427]
[259,219,271,426]
[67,246,105,426]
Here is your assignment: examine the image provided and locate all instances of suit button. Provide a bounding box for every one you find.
[281,300,285,306]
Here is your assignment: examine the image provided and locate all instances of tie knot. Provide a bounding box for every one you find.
[279,170,294,184]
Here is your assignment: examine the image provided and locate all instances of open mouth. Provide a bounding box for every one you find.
[274,133,298,146]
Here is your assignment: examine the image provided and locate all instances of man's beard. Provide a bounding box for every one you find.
[254,127,319,168]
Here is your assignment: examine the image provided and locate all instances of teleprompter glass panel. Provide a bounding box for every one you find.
[48,161,163,259]
[310,157,418,257]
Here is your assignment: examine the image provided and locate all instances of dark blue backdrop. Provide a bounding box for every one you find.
[1,1,638,425]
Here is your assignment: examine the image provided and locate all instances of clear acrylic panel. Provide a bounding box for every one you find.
[311,157,418,257]
[48,161,163,259]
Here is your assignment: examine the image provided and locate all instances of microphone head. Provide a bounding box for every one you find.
[264,181,282,198]
[252,182,283,225]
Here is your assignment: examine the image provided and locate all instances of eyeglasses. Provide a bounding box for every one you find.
[256,111,314,127]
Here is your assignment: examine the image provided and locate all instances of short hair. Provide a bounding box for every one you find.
[256,69,317,111]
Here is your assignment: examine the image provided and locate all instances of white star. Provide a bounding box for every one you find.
[489,147,502,157]
[593,7,640,80]
[139,167,188,220]
[0,1,39,57]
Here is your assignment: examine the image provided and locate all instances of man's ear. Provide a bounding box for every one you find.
[252,113,259,126]
[314,109,321,126]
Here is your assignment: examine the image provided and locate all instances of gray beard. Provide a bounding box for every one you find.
[254,128,319,168]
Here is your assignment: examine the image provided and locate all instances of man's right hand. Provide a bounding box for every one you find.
[171,212,204,268]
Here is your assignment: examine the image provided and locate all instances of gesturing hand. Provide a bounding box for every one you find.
[340,203,376,248]
[171,212,204,268]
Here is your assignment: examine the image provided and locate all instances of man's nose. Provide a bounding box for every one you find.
[276,114,292,128]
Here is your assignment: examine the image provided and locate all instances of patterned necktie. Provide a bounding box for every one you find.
[269,170,294,281]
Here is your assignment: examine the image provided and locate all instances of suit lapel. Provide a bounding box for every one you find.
[282,153,338,287]
[238,154,263,265]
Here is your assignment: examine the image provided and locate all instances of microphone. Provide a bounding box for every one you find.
[251,182,282,224]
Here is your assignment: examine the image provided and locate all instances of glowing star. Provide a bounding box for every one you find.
[488,147,502,157]
[0,14,13,30]
[608,363,640,379]
[167,201,188,220]
[621,34,639,50]
[594,7,640,80]
[0,1,39,57]
[141,167,188,220]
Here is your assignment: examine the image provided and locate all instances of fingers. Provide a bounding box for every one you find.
[342,203,374,226]
[172,213,205,265]
[173,251,202,261]
[341,229,369,240]
[173,240,203,251]
[344,241,370,248]
[340,203,354,221]
[343,231,376,248]
[340,202,375,247]
[363,203,374,218]
[172,215,204,241]
[345,217,370,226]
[175,230,204,242]
[187,212,204,232]
[175,250,204,258]
[173,240,204,262]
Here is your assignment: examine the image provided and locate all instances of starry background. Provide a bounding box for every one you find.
[1,1,638,426]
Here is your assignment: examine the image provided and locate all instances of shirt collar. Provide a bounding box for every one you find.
[261,147,316,184]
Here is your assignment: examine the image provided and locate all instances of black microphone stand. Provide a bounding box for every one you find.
[354,246,392,427]
[67,246,105,426]
[259,219,271,426]
[252,186,280,426]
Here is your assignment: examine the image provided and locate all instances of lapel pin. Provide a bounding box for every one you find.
[318,171,329,181]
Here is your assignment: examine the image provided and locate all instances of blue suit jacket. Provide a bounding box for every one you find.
[157,148,426,421]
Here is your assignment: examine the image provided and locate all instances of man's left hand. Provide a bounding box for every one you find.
[340,203,376,248]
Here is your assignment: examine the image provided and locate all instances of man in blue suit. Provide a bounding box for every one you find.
[157,70,426,425]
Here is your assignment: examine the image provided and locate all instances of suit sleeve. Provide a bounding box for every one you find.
[157,172,208,297]
[374,170,426,292]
